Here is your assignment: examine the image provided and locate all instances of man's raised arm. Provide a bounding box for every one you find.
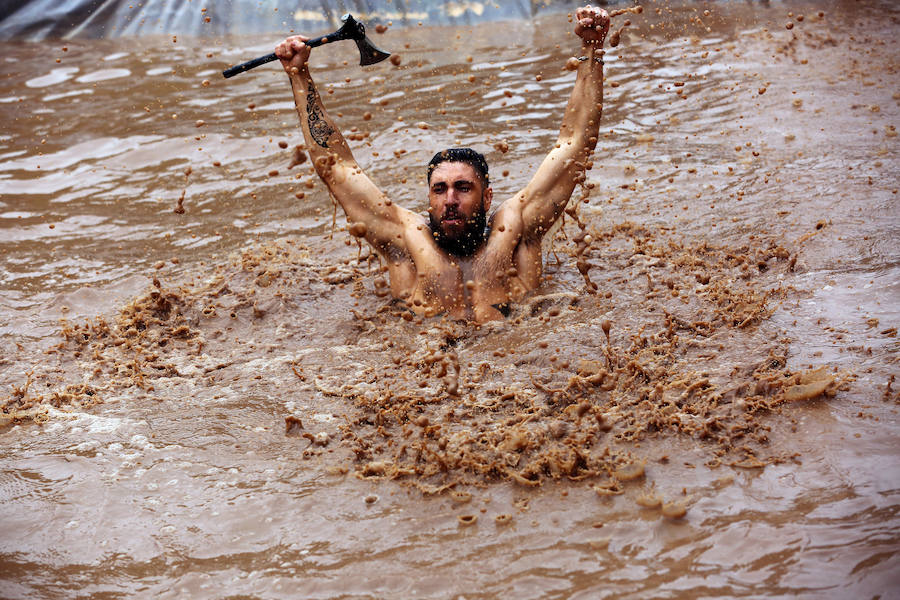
[275,36,408,248]
[504,6,609,241]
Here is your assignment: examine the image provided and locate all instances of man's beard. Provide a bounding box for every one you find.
[429,206,488,257]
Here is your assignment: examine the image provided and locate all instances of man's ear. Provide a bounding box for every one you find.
[483,186,493,212]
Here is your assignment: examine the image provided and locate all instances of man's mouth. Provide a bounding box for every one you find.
[441,212,463,226]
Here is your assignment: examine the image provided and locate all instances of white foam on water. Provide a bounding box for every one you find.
[26,67,79,88]
[76,68,132,83]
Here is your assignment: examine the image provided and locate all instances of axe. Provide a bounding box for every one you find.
[222,14,390,78]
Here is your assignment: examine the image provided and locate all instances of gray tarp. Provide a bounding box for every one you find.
[0,0,572,40]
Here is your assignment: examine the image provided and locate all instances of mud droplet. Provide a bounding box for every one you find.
[457,514,478,526]
[284,415,303,435]
[614,461,645,481]
[450,490,472,503]
[494,513,513,525]
[349,222,368,238]
[601,319,611,340]
[661,501,687,519]
[635,489,662,508]
[288,146,307,169]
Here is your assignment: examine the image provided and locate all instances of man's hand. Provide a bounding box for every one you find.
[275,35,311,75]
[574,5,610,46]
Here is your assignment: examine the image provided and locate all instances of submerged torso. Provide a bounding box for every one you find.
[381,209,541,322]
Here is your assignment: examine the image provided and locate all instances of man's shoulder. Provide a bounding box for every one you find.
[396,205,428,227]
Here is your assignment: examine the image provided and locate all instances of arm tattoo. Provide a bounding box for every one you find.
[305,80,335,148]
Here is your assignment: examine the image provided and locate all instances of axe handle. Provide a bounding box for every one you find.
[222,33,334,79]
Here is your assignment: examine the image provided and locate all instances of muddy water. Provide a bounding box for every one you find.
[1,1,899,598]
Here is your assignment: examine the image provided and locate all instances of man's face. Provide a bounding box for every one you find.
[427,161,492,249]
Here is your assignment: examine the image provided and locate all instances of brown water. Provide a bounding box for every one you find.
[1,1,899,598]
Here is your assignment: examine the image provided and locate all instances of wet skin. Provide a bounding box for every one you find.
[275,6,610,322]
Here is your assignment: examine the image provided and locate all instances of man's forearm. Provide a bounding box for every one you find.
[288,68,354,166]
[284,65,405,246]
[558,43,604,156]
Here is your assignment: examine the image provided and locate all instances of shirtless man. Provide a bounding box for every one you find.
[274,5,609,322]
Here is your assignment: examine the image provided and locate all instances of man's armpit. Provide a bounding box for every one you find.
[381,241,411,263]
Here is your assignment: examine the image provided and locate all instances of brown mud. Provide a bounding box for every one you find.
[1,1,898,598]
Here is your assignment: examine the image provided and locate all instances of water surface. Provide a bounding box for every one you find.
[1,1,898,598]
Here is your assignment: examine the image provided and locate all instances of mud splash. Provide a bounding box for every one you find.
[5,222,845,493]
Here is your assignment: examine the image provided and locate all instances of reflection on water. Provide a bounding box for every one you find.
[1,0,899,598]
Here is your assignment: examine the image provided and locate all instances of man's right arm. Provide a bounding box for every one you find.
[276,36,413,250]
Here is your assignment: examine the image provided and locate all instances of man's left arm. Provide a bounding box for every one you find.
[505,6,609,242]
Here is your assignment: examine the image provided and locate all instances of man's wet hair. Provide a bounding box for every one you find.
[426,148,490,188]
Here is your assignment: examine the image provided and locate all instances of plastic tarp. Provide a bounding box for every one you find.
[0,0,560,40]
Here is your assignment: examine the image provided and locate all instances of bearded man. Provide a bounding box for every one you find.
[274,5,610,322]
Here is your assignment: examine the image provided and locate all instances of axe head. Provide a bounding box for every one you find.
[337,14,391,66]
[355,38,392,66]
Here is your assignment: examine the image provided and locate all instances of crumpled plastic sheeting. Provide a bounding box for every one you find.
[0,0,540,40]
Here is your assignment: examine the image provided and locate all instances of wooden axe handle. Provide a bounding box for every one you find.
[221,32,335,79]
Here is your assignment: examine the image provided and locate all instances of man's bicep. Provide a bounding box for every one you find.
[328,162,411,242]
[534,142,584,197]
[515,147,580,239]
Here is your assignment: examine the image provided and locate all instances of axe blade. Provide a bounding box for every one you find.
[355,38,391,66]
[338,14,391,66]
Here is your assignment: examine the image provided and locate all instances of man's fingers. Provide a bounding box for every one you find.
[577,12,606,28]
[576,5,595,21]
[276,35,310,58]
[581,16,609,31]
